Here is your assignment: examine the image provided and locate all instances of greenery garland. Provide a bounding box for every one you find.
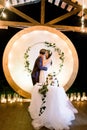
[24,41,65,74]
[38,83,48,116]
[24,47,32,73]
[38,72,59,116]
[45,41,65,72]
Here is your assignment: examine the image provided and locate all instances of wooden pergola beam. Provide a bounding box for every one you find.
[45,8,81,25]
[50,24,86,32]
[40,0,45,24]
[0,20,87,32]
[0,21,36,27]
[0,0,87,32]
[7,6,40,24]
[0,0,5,6]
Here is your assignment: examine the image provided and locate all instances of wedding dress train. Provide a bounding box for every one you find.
[28,74,78,130]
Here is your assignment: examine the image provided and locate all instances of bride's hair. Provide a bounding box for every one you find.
[47,50,52,59]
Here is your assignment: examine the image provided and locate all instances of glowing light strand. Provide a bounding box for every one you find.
[0,1,11,19]
[81,0,85,32]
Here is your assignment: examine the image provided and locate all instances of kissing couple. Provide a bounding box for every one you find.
[31,48,52,85]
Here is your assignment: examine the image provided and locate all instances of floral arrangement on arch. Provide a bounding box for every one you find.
[24,41,65,74]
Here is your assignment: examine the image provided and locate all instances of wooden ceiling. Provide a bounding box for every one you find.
[0,0,87,32]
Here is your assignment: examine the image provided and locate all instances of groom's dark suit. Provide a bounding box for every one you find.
[31,56,47,85]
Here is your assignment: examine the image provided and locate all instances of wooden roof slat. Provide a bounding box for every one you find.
[62,0,81,9]
[62,0,87,14]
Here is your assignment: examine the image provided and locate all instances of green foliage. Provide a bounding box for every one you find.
[24,47,32,73]
[38,83,48,116]
[24,41,65,74]
[45,41,65,72]
[38,84,48,95]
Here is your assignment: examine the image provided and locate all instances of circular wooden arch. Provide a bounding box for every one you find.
[3,26,79,98]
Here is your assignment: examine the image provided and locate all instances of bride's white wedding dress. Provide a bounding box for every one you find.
[39,61,51,84]
[28,72,78,130]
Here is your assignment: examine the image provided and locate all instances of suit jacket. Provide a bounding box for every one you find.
[31,56,47,85]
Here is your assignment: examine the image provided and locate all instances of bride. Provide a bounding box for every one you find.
[28,50,78,130]
[39,49,52,84]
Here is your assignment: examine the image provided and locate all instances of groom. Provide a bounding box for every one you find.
[31,49,47,85]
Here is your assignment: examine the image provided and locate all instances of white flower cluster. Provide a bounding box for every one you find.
[46,72,59,87]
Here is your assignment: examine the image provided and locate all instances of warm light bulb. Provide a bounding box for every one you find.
[81,16,84,22]
[83,4,85,9]
[81,0,85,32]
[2,12,6,18]
[5,1,11,8]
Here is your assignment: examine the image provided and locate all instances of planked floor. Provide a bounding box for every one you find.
[0,101,87,130]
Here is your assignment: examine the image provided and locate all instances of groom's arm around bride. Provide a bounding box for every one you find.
[31,49,47,85]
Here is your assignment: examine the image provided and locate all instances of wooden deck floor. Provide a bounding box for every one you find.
[0,101,87,130]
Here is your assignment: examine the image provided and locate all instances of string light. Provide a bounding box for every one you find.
[0,0,40,19]
[69,92,87,102]
[81,0,85,32]
[0,1,11,19]
[5,1,11,8]
[1,11,6,18]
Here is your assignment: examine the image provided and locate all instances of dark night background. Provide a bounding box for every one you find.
[0,27,87,95]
